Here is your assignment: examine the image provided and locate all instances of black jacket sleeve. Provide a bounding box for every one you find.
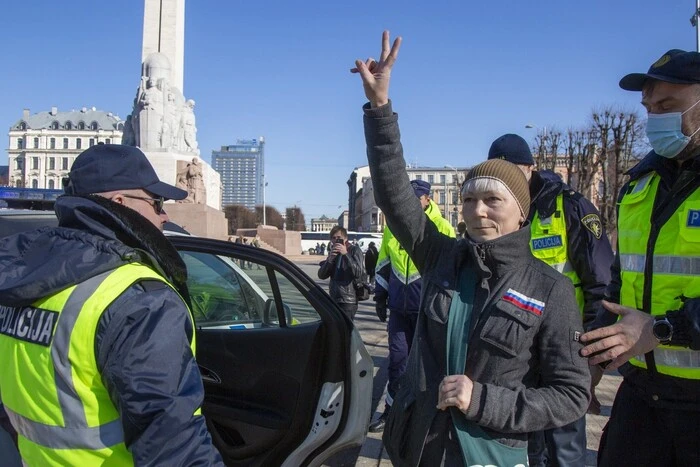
[563,192,614,327]
[317,256,336,280]
[96,281,223,466]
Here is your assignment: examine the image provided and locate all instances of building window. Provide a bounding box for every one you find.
[48,179,55,189]
[51,121,60,130]
[439,191,445,204]
[49,158,55,170]
[32,157,39,170]
[428,174,435,183]
[440,174,446,184]
[17,138,24,149]
[117,123,124,131]
[89,138,95,147]
[62,158,69,170]
[415,174,422,180]
[105,138,111,144]
[452,190,459,205]
[63,138,69,149]
[15,158,23,170]
[76,138,82,149]
[15,180,22,187]
[32,179,38,189]
[18,122,27,130]
[78,121,85,130]
[50,138,56,149]
[33,137,39,149]
[90,121,98,130]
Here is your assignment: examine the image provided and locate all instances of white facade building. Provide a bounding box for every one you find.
[350,165,470,232]
[7,107,123,189]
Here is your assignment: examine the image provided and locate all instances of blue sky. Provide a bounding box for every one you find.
[0,0,695,220]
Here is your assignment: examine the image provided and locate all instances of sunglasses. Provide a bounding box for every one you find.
[122,194,165,214]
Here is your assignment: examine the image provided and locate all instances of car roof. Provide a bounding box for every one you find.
[0,209,190,237]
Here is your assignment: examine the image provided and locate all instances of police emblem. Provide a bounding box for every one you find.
[652,54,670,68]
[582,214,603,239]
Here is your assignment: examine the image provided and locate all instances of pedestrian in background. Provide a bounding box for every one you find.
[318,226,365,321]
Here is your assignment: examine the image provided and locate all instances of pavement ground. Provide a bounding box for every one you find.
[291,256,623,467]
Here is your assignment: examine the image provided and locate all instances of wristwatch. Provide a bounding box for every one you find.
[652,316,673,344]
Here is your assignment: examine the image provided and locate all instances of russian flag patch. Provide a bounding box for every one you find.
[502,289,545,316]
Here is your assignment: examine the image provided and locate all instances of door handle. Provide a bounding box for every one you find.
[198,365,222,384]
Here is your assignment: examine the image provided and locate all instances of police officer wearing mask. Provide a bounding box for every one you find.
[488,134,614,467]
[581,49,700,466]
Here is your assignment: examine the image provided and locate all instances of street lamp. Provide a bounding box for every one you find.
[525,123,547,139]
[261,176,268,225]
[691,0,700,52]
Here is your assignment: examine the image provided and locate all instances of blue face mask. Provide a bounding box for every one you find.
[646,98,700,159]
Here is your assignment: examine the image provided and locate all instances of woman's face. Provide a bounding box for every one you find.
[461,187,524,243]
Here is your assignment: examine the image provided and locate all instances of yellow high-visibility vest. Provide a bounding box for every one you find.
[618,172,700,379]
[0,263,199,465]
[529,193,585,314]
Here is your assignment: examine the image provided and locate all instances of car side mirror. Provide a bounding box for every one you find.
[263,298,293,326]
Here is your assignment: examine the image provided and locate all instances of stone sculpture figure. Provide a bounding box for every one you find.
[180,100,198,153]
[175,158,206,204]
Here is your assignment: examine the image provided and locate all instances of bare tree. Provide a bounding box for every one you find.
[531,127,562,171]
[285,206,306,231]
[560,128,601,198]
[223,205,257,235]
[255,205,284,229]
[590,107,645,236]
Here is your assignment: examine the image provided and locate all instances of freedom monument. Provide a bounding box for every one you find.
[123,0,226,238]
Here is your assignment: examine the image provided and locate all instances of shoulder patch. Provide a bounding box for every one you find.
[581,213,603,239]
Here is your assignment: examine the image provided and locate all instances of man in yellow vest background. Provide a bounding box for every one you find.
[368,179,455,432]
[581,49,700,466]
[488,134,614,467]
[0,144,223,466]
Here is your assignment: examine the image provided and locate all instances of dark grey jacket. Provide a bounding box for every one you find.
[363,102,590,466]
[318,244,364,304]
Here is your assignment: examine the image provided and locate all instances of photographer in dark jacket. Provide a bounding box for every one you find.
[318,225,365,321]
[0,144,222,466]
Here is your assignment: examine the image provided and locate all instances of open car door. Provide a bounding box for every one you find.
[168,236,372,466]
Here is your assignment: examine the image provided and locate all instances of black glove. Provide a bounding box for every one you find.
[375,302,388,322]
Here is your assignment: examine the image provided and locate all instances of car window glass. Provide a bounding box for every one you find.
[179,250,320,329]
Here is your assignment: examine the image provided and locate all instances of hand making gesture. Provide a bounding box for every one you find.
[351,30,402,108]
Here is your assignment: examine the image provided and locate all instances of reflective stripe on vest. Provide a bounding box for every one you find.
[620,253,700,275]
[618,171,700,379]
[0,263,196,464]
[529,193,584,313]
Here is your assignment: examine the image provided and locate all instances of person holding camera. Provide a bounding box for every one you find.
[318,226,365,321]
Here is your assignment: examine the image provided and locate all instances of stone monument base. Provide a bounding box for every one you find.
[165,203,228,239]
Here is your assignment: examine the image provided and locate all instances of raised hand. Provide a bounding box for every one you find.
[351,30,402,108]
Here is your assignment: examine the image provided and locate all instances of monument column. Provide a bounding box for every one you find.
[142,0,185,92]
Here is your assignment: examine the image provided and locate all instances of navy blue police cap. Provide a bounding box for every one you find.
[64,144,187,200]
[410,179,431,198]
[620,49,700,91]
[488,134,535,166]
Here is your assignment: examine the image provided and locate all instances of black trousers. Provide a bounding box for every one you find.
[338,302,358,321]
[598,379,700,467]
[528,415,586,467]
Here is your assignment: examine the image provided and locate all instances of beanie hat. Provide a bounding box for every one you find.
[463,159,530,218]
[410,179,431,198]
[488,134,535,166]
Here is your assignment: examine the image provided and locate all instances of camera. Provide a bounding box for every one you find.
[334,238,344,244]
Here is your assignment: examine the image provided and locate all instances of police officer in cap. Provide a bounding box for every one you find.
[0,144,223,465]
[581,49,700,466]
[488,134,614,467]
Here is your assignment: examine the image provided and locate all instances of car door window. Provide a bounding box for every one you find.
[179,250,321,329]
